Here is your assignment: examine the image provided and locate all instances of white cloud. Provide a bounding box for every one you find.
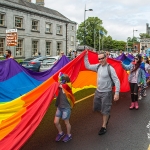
[33,0,150,41]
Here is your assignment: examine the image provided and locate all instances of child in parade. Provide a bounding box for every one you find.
[54,73,75,142]
[122,54,147,109]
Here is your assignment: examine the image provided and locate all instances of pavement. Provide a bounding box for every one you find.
[21,88,150,150]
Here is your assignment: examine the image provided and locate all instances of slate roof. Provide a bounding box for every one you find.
[6,0,70,22]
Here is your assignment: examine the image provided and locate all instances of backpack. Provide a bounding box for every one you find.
[97,64,115,87]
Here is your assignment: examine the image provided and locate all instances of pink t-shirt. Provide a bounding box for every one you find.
[130,68,139,83]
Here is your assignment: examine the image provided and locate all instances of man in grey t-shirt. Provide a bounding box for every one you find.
[84,51,120,135]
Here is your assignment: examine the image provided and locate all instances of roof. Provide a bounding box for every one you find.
[6,0,71,22]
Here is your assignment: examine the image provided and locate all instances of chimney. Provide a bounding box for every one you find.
[36,0,44,7]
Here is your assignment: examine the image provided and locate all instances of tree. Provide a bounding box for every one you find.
[77,17,107,50]
[103,36,113,50]
[139,33,150,39]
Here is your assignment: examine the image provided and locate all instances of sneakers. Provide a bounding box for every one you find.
[129,102,135,109]
[138,95,142,100]
[134,101,139,110]
[98,127,107,135]
[55,132,65,142]
[62,134,72,142]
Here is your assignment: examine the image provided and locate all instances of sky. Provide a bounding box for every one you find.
[32,0,150,42]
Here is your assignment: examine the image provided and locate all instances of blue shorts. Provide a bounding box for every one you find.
[55,107,71,120]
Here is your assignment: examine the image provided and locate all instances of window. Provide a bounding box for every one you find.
[72,26,74,30]
[32,20,38,31]
[0,38,5,56]
[0,13,5,26]
[16,39,23,56]
[56,25,62,34]
[46,42,51,56]
[57,42,62,55]
[71,36,74,45]
[15,17,23,28]
[32,41,38,56]
[46,23,52,33]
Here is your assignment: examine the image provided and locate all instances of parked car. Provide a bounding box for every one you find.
[39,56,60,72]
[110,52,119,58]
[20,56,47,72]
[66,55,72,60]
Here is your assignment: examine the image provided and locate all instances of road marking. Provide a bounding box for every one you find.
[75,94,94,104]
[148,145,150,150]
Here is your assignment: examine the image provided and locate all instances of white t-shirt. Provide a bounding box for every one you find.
[145,63,150,73]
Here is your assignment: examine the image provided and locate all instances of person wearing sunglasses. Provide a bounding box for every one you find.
[122,54,147,110]
[84,51,120,135]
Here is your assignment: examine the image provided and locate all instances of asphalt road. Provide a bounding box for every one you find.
[21,88,150,150]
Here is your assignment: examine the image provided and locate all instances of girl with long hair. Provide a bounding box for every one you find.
[122,54,147,110]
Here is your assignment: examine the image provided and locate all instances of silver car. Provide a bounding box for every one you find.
[39,56,60,72]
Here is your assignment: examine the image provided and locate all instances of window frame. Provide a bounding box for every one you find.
[32,40,39,56]
[46,41,51,56]
[31,19,39,31]
[15,39,23,57]
[0,13,5,26]
[72,26,74,31]
[15,16,23,29]
[56,24,63,35]
[0,38,5,57]
[56,42,62,55]
[45,22,52,33]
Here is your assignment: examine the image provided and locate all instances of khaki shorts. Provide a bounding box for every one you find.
[93,90,112,115]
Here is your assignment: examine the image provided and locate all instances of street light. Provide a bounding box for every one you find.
[84,5,93,50]
[133,29,138,51]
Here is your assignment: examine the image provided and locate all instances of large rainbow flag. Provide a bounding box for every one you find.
[0,55,70,102]
[115,53,132,65]
[0,50,130,149]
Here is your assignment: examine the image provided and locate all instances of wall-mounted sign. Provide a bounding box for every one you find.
[6,29,18,46]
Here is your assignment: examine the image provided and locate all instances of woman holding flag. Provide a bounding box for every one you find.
[122,54,146,110]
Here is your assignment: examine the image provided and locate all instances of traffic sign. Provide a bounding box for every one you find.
[6,29,18,46]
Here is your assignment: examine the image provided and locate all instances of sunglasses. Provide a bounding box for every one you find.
[134,57,139,60]
[98,57,105,60]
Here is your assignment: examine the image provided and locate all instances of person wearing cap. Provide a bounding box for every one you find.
[122,54,147,110]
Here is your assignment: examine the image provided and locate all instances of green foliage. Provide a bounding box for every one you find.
[0,57,4,60]
[77,17,107,50]
[139,33,150,39]
[77,16,144,51]
[77,17,129,51]
[15,59,23,63]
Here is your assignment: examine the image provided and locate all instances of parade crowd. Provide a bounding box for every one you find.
[3,49,150,143]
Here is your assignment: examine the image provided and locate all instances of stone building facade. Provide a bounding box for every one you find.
[0,0,77,58]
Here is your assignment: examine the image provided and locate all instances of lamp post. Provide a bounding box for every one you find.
[133,29,138,51]
[84,5,93,50]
